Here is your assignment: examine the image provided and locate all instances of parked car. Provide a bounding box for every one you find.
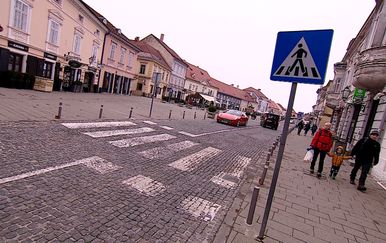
[217,109,248,126]
[260,112,280,130]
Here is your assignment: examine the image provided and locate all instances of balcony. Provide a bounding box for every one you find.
[325,92,340,109]
[353,46,386,91]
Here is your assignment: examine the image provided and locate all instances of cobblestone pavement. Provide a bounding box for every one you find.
[0,117,279,242]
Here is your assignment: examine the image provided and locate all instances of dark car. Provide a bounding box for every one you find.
[217,109,248,126]
[260,112,280,130]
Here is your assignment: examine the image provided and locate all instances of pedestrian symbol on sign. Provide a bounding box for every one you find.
[274,37,320,79]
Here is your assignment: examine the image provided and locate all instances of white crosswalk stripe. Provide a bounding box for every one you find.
[138,140,199,159]
[168,147,221,171]
[122,175,166,196]
[211,155,251,188]
[143,121,157,125]
[62,121,136,129]
[109,134,176,148]
[160,125,173,130]
[83,127,154,138]
[181,196,221,221]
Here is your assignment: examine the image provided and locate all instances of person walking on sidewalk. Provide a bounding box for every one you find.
[349,129,381,192]
[304,121,311,136]
[327,146,352,180]
[297,119,304,135]
[311,123,318,136]
[310,122,333,178]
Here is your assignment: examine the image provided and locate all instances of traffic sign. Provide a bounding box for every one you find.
[270,29,333,85]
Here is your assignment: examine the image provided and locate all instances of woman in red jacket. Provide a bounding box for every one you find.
[310,122,333,178]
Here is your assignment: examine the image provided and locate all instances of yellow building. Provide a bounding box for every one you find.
[0,0,107,92]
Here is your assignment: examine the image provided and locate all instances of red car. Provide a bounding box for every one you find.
[216,109,248,126]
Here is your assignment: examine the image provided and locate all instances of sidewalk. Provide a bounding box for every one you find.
[214,131,386,242]
[0,88,206,121]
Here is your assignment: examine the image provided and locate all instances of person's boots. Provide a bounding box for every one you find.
[357,185,367,192]
[317,172,321,178]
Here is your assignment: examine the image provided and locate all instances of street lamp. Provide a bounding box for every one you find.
[341,86,350,101]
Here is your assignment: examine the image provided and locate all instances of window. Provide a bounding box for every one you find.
[48,19,60,45]
[43,61,53,78]
[91,44,98,64]
[8,52,23,72]
[120,48,126,64]
[73,34,82,54]
[128,52,134,67]
[140,64,146,74]
[109,42,117,59]
[12,0,30,32]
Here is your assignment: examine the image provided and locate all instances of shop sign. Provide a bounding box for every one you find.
[44,52,57,61]
[353,88,365,99]
[8,41,29,52]
[69,60,82,68]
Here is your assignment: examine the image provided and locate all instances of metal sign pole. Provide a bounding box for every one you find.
[149,73,160,118]
[257,82,297,240]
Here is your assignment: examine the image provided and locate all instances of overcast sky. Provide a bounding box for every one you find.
[83,0,375,112]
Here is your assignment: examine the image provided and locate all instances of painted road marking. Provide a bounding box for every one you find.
[143,121,157,125]
[160,126,173,130]
[211,155,251,188]
[122,175,166,196]
[83,127,154,138]
[181,196,221,221]
[138,140,199,159]
[109,134,176,148]
[178,131,197,137]
[83,158,121,174]
[62,121,136,129]
[178,127,255,138]
[168,147,221,171]
[0,156,104,185]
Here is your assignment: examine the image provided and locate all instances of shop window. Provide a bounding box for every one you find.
[8,52,23,72]
[136,83,143,91]
[11,0,30,33]
[43,61,53,78]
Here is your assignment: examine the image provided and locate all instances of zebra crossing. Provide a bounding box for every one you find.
[58,120,253,221]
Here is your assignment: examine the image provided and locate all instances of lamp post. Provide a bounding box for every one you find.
[149,72,161,117]
[341,86,350,101]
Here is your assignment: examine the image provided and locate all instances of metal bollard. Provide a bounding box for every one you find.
[99,105,103,119]
[169,110,172,119]
[259,165,269,185]
[55,102,62,119]
[183,111,185,119]
[265,153,271,165]
[129,107,133,119]
[246,187,260,225]
[194,112,196,119]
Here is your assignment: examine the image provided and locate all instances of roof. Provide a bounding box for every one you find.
[82,1,141,52]
[243,87,269,100]
[128,40,171,70]
[208,78,254,102]
[185,62,212,86]
[143,34,187,66]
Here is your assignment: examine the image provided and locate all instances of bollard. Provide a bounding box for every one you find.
[169,110,172,119]
[259,165,269,185]
[204,112,206,120]
[99,105,103,119]
[194,112,196,119]
[55,102,62,119]
[183,111,185,119]
[265,153,271,165]
[246,187,260,225]
[129,107,133,119]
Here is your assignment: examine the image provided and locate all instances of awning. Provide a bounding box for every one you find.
[199,93,215,102]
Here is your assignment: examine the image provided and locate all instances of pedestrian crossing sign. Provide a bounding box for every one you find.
[270,29,333,85]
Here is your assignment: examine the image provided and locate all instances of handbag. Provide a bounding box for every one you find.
[303,149,314,162]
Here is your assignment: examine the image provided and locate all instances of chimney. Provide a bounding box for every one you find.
[231,84,234,87]
[160,33,164,42]
[237,85,239,89]
[135,37,139,41]
[258,89,261,91]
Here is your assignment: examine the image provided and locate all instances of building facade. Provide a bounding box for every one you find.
[320,0,386,183]
[0,0,108,92]
[142,34,187,101]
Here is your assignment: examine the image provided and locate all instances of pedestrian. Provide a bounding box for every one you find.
[309,122,333,178]
[327,146,352,180]
[296,119,304,135]
[311,123,318,136]
[349,129,381,192]
[304,121,311,136]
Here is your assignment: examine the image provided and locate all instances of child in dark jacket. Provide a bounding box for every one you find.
[327,146,352,179]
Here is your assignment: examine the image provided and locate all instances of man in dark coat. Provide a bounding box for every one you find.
[350,129,381,192]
